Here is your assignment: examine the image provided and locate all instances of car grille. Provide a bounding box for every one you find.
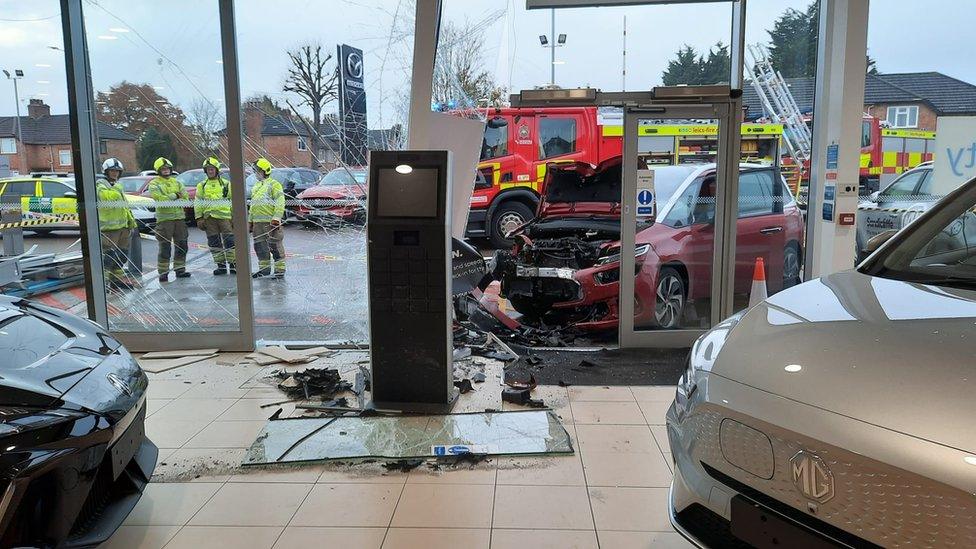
[674,503,754,549]
[688,406,976,548]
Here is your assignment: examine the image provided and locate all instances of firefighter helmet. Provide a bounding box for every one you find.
[153,157,174,172]
[254,158,273,177]
[101,157,124,175]
[202,156,222,171]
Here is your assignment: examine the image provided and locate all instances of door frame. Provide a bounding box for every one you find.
[618,99,742,348]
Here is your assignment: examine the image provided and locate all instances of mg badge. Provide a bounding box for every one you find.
[791,451,834,503]
[106,373,132,397]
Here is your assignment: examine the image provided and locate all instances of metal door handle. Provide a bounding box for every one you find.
[760,226,783,234]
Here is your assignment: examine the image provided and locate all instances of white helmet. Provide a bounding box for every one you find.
[101,157,124,174]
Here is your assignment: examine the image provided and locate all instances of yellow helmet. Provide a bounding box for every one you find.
[254,158,273,176]
[153,157,174,172]
[202,156,222,171]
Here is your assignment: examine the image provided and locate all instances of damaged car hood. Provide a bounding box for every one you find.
[299,185,363,200]
[709,270,976,453]
[538,157,622,218]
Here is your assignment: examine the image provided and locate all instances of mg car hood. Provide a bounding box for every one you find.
[711,270,976,453]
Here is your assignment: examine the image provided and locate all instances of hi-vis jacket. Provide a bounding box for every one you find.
[248,177,285,223]
[194,177,232,220]
[95,178,136,231]
[149,176,189,222]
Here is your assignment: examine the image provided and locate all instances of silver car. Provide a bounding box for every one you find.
[667,175,976,547]
[856,162,936,261]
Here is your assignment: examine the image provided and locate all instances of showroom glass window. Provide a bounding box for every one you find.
[539,117,577,159]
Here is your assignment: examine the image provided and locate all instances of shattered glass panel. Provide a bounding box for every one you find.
[242,410,573,465]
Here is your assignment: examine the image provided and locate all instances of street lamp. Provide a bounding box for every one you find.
[3,69,25,174]
[538,9,566,88]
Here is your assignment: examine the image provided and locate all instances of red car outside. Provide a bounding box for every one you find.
[492,157,804,332]
[295,168,368,224]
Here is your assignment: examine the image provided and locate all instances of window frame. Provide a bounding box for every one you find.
[879,168,929,199]
[98,139,108,155]
[886,105,919,129]
[58,149,72,166]
[481,122,509,161]
[297,135,308,151]
[737,169,776,219]
[0,137,16,154]
[41,180,74,198]
[537,116,578,160]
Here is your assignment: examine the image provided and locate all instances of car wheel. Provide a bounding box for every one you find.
[783,244,802,289]
[654,267,686,329]
[489,202,534,249]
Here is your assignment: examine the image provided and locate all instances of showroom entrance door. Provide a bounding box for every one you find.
[616,93,742,348]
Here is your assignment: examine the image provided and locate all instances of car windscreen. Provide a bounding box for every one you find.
[1,314,68,369]
[320,169,366,186]
[177,170,205,188]
[863,177,976,290]
[119,177,146,193]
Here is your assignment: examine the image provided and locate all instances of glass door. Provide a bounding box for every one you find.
[618,101,740,347]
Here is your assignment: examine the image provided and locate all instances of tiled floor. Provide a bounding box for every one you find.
[109,353,692,549]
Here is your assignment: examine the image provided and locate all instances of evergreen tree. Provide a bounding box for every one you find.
[137,127,177,171]
[662,45,703,86]
[767,2,819,78]
[701,43,731,84]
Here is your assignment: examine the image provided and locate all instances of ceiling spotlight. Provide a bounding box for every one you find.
[784,364,802,373]
[108,27,129,33]
[395,164,413,174]
[97,35,118,40]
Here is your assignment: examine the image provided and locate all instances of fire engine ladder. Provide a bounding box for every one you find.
[745,43,812,193]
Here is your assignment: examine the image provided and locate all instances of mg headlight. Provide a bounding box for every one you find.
[596,243,651,266]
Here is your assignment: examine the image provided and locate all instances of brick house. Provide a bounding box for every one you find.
[744,71,976,131]
[0,99,136,175]
[220,102,404,171]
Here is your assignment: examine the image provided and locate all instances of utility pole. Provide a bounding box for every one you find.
[3,69,25,174]
[539,9,566,88]
[622,15,627,91]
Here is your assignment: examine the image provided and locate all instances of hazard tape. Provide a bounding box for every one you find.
[0,214,79,230]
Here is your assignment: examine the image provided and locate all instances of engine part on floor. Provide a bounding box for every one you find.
[504,374,538,391]
[273,367,352,400]
[453,378,474,394]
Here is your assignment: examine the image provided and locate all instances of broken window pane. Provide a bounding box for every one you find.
[242,410,573,465]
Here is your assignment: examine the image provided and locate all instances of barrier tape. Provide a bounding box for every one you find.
[0,214,79,230]
[0,198,365,211]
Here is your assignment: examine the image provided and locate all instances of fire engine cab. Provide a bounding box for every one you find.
[467,106,785,247]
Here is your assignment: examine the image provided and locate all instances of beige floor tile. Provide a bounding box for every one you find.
[145,418,209,449]
[637,400,672,425]
[596,530,695,548]
[568,386,635,402]
[153,448,244,482]
[649,425,670,450]
[146,379,195,400]
[317,465,409,484]
[630,386,677,402]
[146,399,172,418]
[581,451,672,488]
[571,401,646,425]
[149,398,239,423]
[180,383,252,399]
[242,386,289,399]
[588,487,671,531]
[492,485,594,530]
[382,528,490,549]
[98,525,181,549]
[184,420,267,449]
[574,424,657,454]
[273,527,386,549]
[496,454,585,486]
[391,484,494,528]
[490,529,598,549]
[407,463,496,485]
[217,399,296,421]
[123,482,222,526]
[231,465,326,484]
[188,482,312,526]
[162,526,283,549]
[290,483,402,527]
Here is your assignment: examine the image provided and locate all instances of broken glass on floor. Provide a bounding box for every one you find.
[242,410,573,465]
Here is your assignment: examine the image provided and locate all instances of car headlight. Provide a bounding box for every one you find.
[596,243,651,266]
[0,408,89,439]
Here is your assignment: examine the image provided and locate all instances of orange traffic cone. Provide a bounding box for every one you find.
[748,257,768,308]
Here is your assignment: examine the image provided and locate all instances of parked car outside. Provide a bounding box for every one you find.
[295,167,368,225]
[667,172,976,548]
[0,295,156,547]
[856,161,936,262]
[490,157,804,331]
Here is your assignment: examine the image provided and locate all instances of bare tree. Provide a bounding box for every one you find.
[283,43,339,169]
[187,98,225,159]
[432,18,507,111]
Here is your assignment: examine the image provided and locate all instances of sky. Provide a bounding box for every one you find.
[1,0,975,128]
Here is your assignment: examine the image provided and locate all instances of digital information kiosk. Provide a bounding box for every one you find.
[366,150,457,412]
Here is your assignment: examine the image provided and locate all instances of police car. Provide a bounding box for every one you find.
[856,162,936,262]
[0,176,156,234]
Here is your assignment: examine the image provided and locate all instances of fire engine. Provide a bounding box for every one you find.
[467,106,786,246]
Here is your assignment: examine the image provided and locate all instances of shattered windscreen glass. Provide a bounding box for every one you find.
[242,410,573,465]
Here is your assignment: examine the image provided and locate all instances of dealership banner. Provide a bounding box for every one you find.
[337,44,368,166]
[931,116,976,197]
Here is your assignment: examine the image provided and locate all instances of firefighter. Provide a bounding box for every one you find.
[194,156,236,275]
[248,158,286,278]
[148,157,191,282]
[96,158,137,290]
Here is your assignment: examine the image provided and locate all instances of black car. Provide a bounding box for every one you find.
[0,296,155,548]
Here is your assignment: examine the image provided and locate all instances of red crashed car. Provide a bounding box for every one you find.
[491,157,804,331]
[295,167,368,224]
